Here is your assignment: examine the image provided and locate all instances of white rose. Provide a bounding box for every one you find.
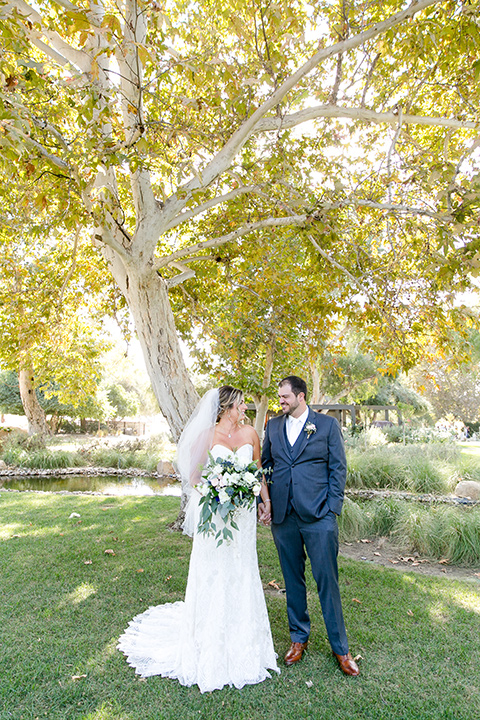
[253,483,261,496]
[210,475,220,488]
[212,464,223,475]
[244,471,257,485]
[218,488,230,504]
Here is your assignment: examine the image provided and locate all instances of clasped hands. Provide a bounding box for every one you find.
[257,501,271,526]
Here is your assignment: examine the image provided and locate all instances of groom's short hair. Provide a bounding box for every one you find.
[279,376,308,400]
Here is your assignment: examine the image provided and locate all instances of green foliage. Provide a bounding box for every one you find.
[106,383,140,419]
[0,370,115,424]
[0,0,479,436]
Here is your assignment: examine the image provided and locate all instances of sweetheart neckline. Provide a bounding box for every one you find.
[210,443,253,452]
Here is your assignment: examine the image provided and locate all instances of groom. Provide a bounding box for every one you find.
[261,376,359,676]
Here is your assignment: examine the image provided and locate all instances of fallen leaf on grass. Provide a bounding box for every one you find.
[407,610,414,617]
[438,558,450,565]
[137,568,144,573]
[164,575,172,582]
[305,680,313,688]
[354,655,363,662]
[360,539,371,544]
[268,580,281,590]
[352,598,362,604]
[83,560,92,565]
[388,559,399,564]
[104,549,116,556]
[400,556,416,563]
[474,573,480,578]
[71,674,87,681]
[69,513,81,519]
[373,552,381,556]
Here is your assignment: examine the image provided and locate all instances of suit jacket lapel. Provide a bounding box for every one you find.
[278,414,290,458]
[291,408,315,460]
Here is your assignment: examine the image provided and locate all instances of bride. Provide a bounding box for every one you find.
[117,386,279,693]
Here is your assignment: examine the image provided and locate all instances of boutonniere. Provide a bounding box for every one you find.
[304,422,316,438]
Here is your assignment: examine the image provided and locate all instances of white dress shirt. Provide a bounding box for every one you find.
[286,407,309,446]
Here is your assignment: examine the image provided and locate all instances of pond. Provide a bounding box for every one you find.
[0,473,182,497]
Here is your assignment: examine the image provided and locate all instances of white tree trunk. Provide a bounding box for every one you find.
[18,367,51,436]
[254,394,270,439]
[101,246,199,439]
[310,360,322,405]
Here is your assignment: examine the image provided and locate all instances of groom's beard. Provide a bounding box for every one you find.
[281,399,300,416]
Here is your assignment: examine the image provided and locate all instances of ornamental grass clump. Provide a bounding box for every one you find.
[369,498,404,537]
[2,446,84,469]
[395,505,480,566]
[347,449,410,490]
[405,454,450,495]
[88,436,166,472]
[346,445,452,495]
[337,497,367,541]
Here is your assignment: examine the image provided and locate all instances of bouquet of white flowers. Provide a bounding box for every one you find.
[196,452,263,545]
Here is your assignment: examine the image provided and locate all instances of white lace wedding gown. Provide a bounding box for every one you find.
[117,443,279,693]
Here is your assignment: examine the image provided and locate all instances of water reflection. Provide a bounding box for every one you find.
[0,474,182,497]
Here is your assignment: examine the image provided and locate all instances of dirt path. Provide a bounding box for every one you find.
[339,537,480,582]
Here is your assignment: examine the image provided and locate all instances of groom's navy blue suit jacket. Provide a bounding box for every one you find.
[261,408,347,525]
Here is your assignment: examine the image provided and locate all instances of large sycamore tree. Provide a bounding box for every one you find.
[1,0,479,438]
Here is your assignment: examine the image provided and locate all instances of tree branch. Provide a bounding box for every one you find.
[11,0,91,72]
[161,0,444,223]
[306,232,384,314]
[163,185,266,232]
[164,262,196,289]
[2,122,70,171]
[156,215,307,270]
[253,104,478,133]
[313,198,452,221]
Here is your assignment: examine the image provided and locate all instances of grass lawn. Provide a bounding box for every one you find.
[459,441,480,459]
[1,492,479,720]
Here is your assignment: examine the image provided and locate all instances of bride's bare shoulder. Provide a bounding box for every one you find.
[242,424,259,443]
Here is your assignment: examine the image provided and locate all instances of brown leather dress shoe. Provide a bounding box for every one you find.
[284,641,308,665]
[333,651,360,676]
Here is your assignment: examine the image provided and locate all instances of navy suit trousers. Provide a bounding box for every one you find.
[271,509,349,655]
